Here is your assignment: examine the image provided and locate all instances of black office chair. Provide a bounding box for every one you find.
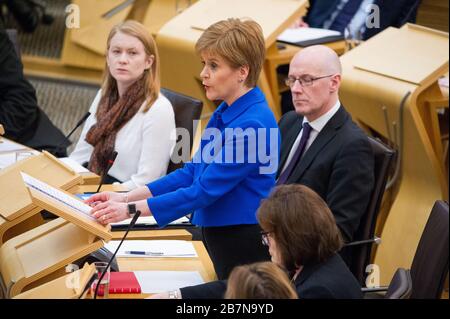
[362,268,413,299]
[344,137,395,284]
[0,0,54,33]
[5,28,20,57]
[410,200,449,299]
[161,88,203,174]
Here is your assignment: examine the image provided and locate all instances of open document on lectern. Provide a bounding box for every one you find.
[20,171,95,221]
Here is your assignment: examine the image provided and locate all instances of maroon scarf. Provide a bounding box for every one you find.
[85,77,146,176]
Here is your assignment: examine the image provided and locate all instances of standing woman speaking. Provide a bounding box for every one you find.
[87,18,280,280]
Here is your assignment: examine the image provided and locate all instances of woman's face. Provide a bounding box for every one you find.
[107,32,153,90]
[199,52,247,106]
[264,232,282,266]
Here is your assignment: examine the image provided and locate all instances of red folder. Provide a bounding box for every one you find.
[91,272,141,295]
[109,272,141,294]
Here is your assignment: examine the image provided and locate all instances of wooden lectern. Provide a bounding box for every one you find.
[339,24,449,284]
[156,0,308,123]
[13,263,96,299]
[0,175,111,298]
[0,151,82,244]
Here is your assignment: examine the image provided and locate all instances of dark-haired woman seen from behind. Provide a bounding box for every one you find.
[170,184,362,299]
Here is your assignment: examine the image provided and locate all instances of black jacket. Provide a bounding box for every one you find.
[0,29,69,156]
[180,254,362,299]
[278,108,374,243]
[305,0,421,39]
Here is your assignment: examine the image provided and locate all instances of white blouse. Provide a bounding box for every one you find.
[70,90,176,190]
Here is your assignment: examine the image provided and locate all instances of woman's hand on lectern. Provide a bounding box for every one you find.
[84,191,125,206]
[90,200,129,225]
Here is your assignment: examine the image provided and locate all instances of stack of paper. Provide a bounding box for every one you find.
[104,240,198,258]
[0,153,16,169]
[58,157,90,173]
[134,271,204,293]
[0,139,29,153]
[20,172,94,221]
[277,27,343,46]
[111,215,190,227]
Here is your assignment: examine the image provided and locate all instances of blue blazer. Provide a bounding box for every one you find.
[147,87,280,227]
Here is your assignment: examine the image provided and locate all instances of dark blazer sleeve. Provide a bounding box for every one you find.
[304,0,341,27]
[364,0,420,39]
[180,280,227,299]
[0,30,40,143]
[326,133,374,242]
[278,111,299,137]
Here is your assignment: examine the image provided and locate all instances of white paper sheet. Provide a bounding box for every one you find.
[0,153,16,169]
[134,271,204,293]
[277,27,342,43]
[58,157,90,173]
[0,139,29,153]
[20,172,95,221]
[111,215,190,227]
[104,240,198,258]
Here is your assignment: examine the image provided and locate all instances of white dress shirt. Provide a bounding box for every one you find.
[280,101,341,174]
[70,90,176,190]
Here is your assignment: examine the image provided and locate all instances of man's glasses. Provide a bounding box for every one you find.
[285,74,334,88]
[261,231,271,246]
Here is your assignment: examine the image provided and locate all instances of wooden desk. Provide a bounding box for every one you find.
[74,184,126,193]
[339,24,449,284]
[109,241,215,298]
[111,229,192,241]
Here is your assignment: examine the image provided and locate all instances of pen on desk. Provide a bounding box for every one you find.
[191,26,205,32]
[125,250,164,256]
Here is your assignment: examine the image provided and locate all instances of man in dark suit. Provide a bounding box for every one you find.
[0,28,69,156]
[277,45,374,245]
[304,0,421,40]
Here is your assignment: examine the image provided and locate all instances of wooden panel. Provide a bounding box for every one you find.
[352,24,449,85]
[417,0,449,32]
[111,229,192,241]
[0,151,82,221]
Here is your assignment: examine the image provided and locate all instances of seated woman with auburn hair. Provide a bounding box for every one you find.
[70,20,175,190]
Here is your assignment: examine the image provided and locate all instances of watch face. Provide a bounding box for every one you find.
[128,204,137,215]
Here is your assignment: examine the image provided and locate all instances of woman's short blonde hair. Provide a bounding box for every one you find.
[195,18,265,88]
[103,20,160,112]
[225,262,298,299]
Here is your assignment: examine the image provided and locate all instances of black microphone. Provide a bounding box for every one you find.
[56,111,91,152]
[67,111,91,141]
[95,151,118,193]
[93,208,141,299]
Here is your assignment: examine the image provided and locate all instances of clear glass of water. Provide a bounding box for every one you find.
[90,262,110,299]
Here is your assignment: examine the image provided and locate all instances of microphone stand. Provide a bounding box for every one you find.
[93,208,141,299]
[95,151,118,193]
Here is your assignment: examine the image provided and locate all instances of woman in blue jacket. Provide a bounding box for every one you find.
[87,18,280,280]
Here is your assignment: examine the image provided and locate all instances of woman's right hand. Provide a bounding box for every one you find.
[84,191,126,206]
